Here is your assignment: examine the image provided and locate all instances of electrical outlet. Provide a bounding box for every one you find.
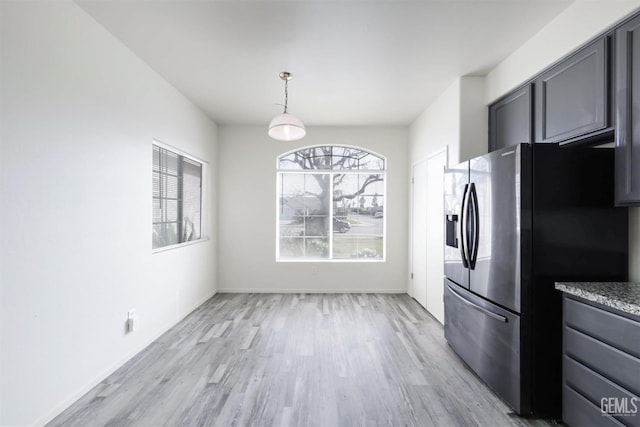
[126,310,136,333]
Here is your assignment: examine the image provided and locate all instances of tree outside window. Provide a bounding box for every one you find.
[277,146,385,261]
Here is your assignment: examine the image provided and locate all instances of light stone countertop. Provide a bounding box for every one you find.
[555,281,640,317]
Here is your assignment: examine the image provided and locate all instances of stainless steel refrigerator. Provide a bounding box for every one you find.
[443,143,628,417]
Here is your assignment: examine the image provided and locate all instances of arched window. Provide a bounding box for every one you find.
[277,146,386,261]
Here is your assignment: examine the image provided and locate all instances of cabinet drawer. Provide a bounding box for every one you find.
[565,327,640,396]
[565,297,640,357]
[565,356,640,427]
[564,385,625,427]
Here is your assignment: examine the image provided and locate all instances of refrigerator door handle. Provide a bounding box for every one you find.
[469,183,480,270]
[447,284,508,323]
[459,184,469,268]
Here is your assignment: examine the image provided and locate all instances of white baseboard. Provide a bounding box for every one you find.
[216,288,406,294]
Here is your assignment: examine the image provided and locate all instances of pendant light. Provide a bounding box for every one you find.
[268,71,306,141]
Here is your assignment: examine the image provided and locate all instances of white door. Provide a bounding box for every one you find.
[425,149,446,324]
[411,148,447,324]
[411,161,428,308]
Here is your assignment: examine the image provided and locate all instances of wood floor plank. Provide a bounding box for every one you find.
[47,293,557,427]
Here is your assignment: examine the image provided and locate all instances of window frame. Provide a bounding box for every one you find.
[152,139,208,253]
[276,145,387,263]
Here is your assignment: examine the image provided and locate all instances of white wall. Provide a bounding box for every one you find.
[459,77,488,162]
[217,126,408,293]
[0,2,218,425]
[486,1,640,282]
[410,79,460,165]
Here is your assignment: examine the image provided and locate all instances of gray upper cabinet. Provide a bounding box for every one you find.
[535,37,611,144]
[488,84,533,152]
[615,14,640,206]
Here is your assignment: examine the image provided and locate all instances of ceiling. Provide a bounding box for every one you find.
[76,0,574,126]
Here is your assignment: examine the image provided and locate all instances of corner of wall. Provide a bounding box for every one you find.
[409,78,461,165]
[458,76,488,162]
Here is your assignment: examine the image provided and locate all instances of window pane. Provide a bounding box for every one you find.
[279,237,305,257]
[182,158,202,241]
[305,147,332,170]
[304,173,326,198]
[333,173,359,198]
[332,147,366,170]
[153,223,179,249]
[279,173,330,248]
[331,171,384,259]
[304,214,329,238]
[278,153,304,170]
[280,173,329,232]
[279,174,305,224]
[332,235,383,259]
[278,147,333,170]
[281,174,305,197]
[279,146,384,171]
[164,174,179,199]
[164,151,179,175]
[305,237,329,258]
[152,171,160,196]
[304,174,329,238]
[165,199,179,222]
[357,153,385,170]
[152,198,162,223]
[360,177,384,196]
[330,147,385,170]
[279,217,304,238]
[278,237,329,259]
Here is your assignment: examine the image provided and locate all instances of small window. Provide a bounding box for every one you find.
[152,143,203,250]
[277,145,385,261]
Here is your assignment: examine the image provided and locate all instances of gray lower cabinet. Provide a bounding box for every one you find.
[615,13,640,206]
[488,84,533,152]
[562,295,640,427]
[535,37,611,144]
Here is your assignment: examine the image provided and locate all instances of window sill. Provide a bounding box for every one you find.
[152,237,209,254]
[276,258,385,263]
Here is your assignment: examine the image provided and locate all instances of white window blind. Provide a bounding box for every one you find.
[152,144,202,249]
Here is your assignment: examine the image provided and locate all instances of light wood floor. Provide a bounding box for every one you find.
[48,293,557,427]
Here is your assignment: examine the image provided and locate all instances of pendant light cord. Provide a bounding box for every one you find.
[283,79,289,114]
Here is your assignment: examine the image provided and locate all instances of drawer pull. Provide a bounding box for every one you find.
[448,285,508,323]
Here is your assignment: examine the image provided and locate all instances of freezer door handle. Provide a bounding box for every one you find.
[447,284,508,323]
[468,183,480,270]
[460,184,470,268]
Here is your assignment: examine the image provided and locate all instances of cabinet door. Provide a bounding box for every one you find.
[616,15,640,206]
[488,84,533,152]
[535,37,610,143]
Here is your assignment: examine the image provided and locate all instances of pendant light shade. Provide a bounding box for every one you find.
[268,112,306,141]
[269,71,305,141]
